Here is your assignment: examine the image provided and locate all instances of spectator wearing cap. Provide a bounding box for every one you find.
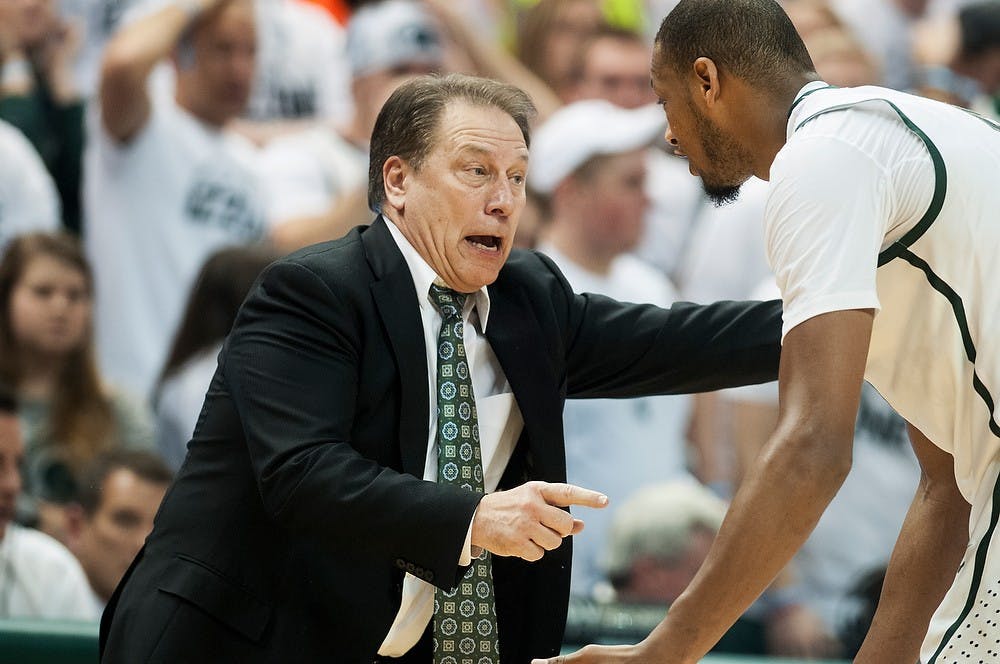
[0,383,97,621]
[85,0,272,402]
[530,99,696,600]
[258,0,445,251]
[552,23,707,285]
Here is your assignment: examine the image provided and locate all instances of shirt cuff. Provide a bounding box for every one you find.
[458,505,479,566]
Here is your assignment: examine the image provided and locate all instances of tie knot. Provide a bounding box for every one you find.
[429,283,467,318]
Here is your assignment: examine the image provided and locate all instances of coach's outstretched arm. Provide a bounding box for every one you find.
[534,308,873,664]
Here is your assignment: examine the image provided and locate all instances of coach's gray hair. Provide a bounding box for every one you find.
[367,74,537,212]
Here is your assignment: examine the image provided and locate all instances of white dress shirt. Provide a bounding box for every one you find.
[379,218,524,656]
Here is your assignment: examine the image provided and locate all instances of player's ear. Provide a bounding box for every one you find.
[693,57,720,107]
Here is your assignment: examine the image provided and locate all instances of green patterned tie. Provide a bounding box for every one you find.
[429,283,500,664]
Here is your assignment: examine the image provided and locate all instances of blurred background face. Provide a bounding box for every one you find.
[71,468,167,601]
[575,36,655,108]
[176,0,256,126]
[572,149,649,257]
[623,527,716,604]
[0,415,23,541]
[9,253,91,358]
[542,0,603,95]
[804,27,880,87]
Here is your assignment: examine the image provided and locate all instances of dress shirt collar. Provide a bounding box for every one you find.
[384,215,492,332]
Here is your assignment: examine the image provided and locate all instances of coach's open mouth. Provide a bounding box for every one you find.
[466,235,502,253]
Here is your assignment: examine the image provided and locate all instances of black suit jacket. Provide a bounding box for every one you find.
[100,217,781,663]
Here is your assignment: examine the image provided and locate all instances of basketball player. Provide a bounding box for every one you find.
[535,1,1000,662]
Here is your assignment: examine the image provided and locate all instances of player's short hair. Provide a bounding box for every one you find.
[367,74,536,212]
[653,0,815,91]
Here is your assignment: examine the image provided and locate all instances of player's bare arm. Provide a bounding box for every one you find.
[855,425,970,663]
[535,308,874,664]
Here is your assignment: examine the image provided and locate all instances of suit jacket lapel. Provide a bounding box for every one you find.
[486,278,565,483]
[363,217,430,478]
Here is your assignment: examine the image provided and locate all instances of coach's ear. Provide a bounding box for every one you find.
[693,56,721,109]
[382,156,409,213]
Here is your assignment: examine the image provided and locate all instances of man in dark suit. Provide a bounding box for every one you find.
[100,74,781,664]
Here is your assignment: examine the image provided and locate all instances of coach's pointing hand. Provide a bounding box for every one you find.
[471,482,607,562]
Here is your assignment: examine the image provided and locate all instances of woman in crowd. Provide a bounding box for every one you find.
[155,246,277,470]
[0,232,154,539]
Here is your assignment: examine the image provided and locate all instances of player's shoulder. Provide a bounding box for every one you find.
[788,85,957,151]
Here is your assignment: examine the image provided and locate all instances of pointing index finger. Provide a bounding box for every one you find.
[538,483,608,508]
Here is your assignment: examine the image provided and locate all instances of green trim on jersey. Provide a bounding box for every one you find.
[786,84,836,119]
[896,246,1000,664]
[896,248,1000,441]
[793,99,948,267]
[960,106,1000,132]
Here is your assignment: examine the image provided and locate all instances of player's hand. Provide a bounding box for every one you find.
[531,643,642,664]
[471,481,607,561]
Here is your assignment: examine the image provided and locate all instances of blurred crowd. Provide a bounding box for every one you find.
[0,0,997,658]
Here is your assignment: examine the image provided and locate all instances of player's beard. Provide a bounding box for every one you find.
[690,102,754,206]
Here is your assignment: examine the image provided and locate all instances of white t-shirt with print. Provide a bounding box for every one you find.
[247,0,352,124]
[84,97,269,400]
